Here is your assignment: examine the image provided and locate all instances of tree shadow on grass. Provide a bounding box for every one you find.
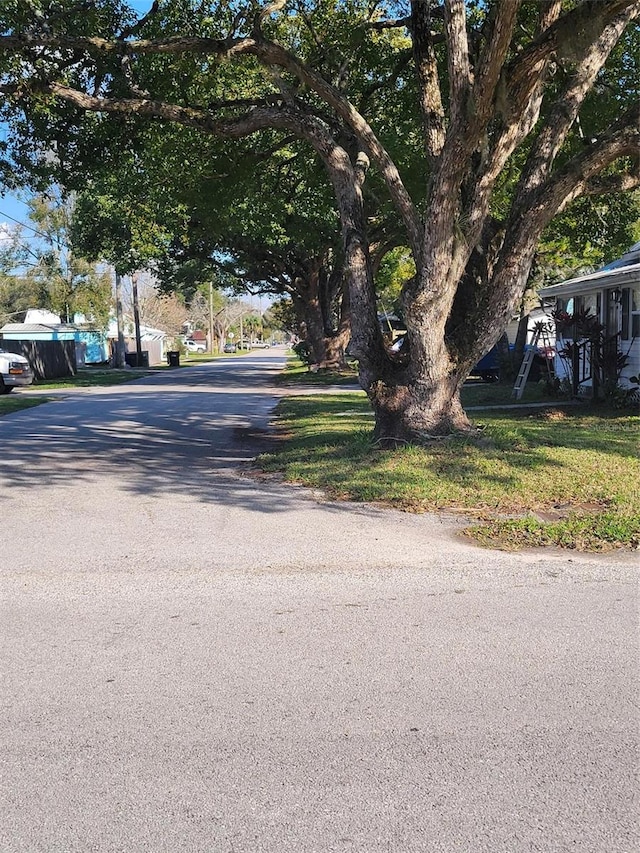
[263,404,637,513]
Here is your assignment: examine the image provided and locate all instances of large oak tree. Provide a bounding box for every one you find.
[1,1,638,442]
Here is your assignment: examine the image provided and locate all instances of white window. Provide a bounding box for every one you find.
[631,286,640,339]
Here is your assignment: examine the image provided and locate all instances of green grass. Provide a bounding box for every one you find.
[470,512,639,552]
[0,394,54,417]
[258,391,640,552]
[278,356,566,404]
[276,357,360,386]
[460,377,564,407]
[32,367,151,389]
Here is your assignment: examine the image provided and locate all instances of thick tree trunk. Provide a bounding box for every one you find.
[292,258,351,370]
[369,373,473,446]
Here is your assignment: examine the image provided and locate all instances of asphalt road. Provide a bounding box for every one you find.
[1,350,638,853]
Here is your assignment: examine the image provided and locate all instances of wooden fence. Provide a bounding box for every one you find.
[0,339,76,379]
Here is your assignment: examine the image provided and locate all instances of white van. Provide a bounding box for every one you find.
[0,348,33,393]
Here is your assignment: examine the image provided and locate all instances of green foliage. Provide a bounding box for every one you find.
[267,298,299,338]
[0,227,40,323]
[0,273,38,325]
[376,247,415,311]
[538,191,640,283]
[0,192,112,326]
[292,340,312,365]
[21,192,113,327]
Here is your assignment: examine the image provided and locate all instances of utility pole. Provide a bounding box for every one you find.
[131,273,143,366]
[114,272,126,368]
[209,281,214,353]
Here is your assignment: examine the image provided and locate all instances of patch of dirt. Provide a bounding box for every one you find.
[534,408,571,421]
[530,501,609,522]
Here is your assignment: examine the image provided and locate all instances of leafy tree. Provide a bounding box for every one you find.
[268,297,299,339]
[72,126,354,367]
[25,193,113,326]
[1,1,638,442]
[0,192,113,326]
[0,224,37,323]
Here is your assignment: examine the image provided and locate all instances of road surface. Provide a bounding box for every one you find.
[1,350,638,852]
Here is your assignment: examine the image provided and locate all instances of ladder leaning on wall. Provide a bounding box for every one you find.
[511,322,555,400]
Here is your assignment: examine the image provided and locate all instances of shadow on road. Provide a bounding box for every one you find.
[0,358,301,514]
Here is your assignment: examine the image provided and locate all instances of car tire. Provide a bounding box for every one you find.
[0,377,13,394]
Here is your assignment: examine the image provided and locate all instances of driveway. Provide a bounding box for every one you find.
[1,350,638,852]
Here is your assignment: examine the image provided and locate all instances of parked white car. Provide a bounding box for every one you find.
[185,340,206,353]
[0,348,33,393]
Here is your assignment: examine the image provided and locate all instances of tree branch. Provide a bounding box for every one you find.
[118,1,160,40]
[444,0,472,125]
[580,170,640,197]
[463,3,564,250]
[505,0,639,107]
[545,124,640,217]
[472,1,520,129]
[0,29,422,260]
[515,4,639,207]
[410,0,446,163]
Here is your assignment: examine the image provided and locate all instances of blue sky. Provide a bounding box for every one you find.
[0,1,155,237]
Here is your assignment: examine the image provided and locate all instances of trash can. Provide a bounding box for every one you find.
[125,351,150,368]
[167,350,180,367]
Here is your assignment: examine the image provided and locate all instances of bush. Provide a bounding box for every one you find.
[292,340,312,365]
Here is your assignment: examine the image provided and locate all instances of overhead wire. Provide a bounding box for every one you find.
[0,209,51,240]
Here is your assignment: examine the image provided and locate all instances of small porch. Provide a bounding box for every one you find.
[539,243,639,398]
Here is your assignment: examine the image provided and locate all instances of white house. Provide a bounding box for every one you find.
[538,243,640,394]
[106,317,169,366]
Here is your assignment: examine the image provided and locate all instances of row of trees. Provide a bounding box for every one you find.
[0,193,273,349]
[1,1,638,441]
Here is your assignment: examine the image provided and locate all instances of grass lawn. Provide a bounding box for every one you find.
[0,366,155,415]
[277,355,566,404]
[258,390,640,553]
[0,393,54,417]
[32,367,152,389]
[276,359,361,386]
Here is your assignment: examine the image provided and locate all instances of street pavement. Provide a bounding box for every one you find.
[1,349,638,853]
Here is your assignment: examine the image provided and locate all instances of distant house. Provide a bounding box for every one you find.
[106,317,169,366]
[0,309,109,365]
[539,243,640,393]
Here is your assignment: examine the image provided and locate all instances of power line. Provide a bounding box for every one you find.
[0,209,50,240]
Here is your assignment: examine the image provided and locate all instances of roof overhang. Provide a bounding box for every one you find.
[539,264,640,300]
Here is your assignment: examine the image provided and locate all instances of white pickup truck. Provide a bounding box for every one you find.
[0,348,34,393]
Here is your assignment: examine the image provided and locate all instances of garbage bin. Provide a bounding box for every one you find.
[167,350,180,367]
[125,351,150,368]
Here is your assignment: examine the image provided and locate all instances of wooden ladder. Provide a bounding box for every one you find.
[511,322,554,400]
